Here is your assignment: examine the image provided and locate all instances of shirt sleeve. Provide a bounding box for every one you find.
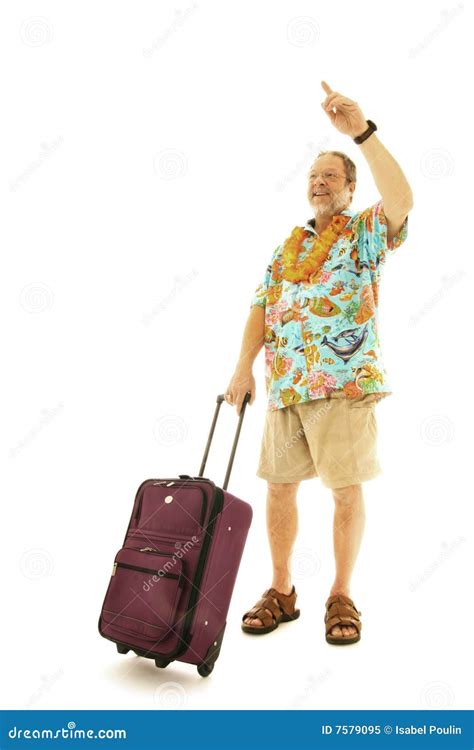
[249,246,280,310]
[359,199,409,267]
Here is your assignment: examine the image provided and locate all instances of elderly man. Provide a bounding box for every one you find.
[225,81,413,645]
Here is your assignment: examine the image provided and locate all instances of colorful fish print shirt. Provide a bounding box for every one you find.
[250,200,409,411]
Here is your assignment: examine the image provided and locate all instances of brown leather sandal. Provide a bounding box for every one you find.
[325,593,362,645]
[241,586,300,635]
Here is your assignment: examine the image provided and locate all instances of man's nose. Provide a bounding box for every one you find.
[313,178,328,190]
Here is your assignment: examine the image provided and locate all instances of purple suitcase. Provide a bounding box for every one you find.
[98,392,253,677]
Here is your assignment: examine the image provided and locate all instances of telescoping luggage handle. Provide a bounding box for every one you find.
[198,391,251,491]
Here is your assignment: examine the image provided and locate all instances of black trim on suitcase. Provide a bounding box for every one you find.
[171,484,224,659]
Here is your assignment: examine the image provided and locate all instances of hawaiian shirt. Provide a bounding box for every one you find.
[250,200,409,411]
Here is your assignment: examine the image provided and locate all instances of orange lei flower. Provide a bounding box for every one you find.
[281,214,352,283]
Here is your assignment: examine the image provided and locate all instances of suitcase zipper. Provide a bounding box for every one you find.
[114,561,181,581]
[127,530,202,547]
[128,544,175,556]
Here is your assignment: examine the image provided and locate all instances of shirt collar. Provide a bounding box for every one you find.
[304,208,355,235]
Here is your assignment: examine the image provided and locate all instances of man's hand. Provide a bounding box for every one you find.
[320,80,368,139]
[224,369,256,415]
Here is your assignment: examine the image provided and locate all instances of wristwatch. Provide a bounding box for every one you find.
[353,119,377,144]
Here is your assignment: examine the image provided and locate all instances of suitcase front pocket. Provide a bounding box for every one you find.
[100,548,183,644]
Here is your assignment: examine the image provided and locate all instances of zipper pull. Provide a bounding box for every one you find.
[112,562,117,576]
[140,546,157,552]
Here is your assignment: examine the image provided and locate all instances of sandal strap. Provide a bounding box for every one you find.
[242,605,275,627]
[325,614,361,636]
[264,586,297,616]
[325,594,361,615]
[250,596,281,620]
[325,594,362,635]
[242,586,297,625]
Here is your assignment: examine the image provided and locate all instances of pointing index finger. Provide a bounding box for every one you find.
[321,80,333,95]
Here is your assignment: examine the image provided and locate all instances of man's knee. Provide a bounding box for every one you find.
[332,483,362,506]
[267,481,299,503]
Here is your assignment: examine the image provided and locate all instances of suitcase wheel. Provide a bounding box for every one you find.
[116,643,130,655]
[197,662,214,678]
[154,657,170,669]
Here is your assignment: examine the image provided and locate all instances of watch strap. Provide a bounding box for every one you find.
[353,119,377,144]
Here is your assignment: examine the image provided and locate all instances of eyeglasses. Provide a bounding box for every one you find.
[308,170,347,183]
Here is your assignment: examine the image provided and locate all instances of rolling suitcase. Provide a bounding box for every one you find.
[98,391,253,677]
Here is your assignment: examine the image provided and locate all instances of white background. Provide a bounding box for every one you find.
[1,0,471,711]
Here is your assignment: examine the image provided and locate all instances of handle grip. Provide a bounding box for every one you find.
[198,391,251,491]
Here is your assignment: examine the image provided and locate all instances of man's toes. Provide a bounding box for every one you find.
[329,621,358,639]
[245,617,261,626]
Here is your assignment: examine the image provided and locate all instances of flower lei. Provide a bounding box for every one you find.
[280,214,352,283]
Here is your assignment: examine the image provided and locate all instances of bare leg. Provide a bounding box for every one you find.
[243,481,299,626]
[328,483,366,638]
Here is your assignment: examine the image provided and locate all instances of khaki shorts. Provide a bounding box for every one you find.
[256,392,382,489]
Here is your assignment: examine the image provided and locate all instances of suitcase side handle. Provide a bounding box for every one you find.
[197,391,251,491]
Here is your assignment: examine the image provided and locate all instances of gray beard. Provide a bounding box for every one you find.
[312,185,352,219]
